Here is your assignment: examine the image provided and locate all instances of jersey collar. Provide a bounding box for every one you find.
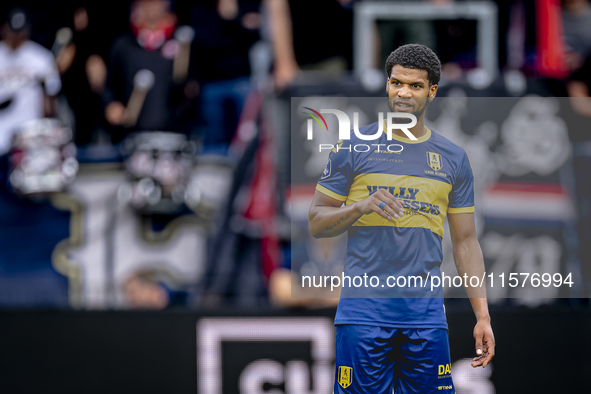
[382,119,431,144]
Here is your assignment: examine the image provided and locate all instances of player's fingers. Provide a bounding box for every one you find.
[385,197,404,216]
[475,337,484,357]
[473,350,486,360]
[377,189,404,214]
[376,199,400,219]
[372,197,398,219]
[482,352,494,368]
[482,342,495,368]
[471,354,485,367]
[485,333,495,349]
[383,205,399,219]
[372,203,393,220]
[472,346,493,367]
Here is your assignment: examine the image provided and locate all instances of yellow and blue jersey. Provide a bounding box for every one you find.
[316,121,474,329]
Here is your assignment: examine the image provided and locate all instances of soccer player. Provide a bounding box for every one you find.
[308,44,495,393]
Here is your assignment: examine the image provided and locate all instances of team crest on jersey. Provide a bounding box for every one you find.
[338,366,352,388]
[321,159,331,179]
[427,152,443,171]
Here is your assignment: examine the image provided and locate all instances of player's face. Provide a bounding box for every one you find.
[386,65,438,119]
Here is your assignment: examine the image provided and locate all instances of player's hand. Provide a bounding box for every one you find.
[472,319,495,368]
[354,188,405,220]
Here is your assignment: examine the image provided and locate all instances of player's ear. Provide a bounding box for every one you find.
[428,84,438,101]
[386,78,390,94]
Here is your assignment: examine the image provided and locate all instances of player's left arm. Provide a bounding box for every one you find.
[448,212,495,368]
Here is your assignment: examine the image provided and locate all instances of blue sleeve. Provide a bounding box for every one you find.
[448,151,475,214]
[316,140,354,202]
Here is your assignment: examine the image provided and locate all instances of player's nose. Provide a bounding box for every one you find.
[397,87,412,98]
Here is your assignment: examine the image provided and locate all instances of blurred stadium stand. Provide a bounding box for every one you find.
[0,0,589,392]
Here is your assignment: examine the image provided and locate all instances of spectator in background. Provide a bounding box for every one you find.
[567,54,591,297]
[56,5,108,146]
[568,55,591,115]
[0,7,61,154]
[123,269,191,309]
[338,0,457,73]
[254,0,355,91]
[375,0,440,69]
[189,0,261,150]
[562,0,591,70]
[285,0,352,76]
[103,0,182,143]
[264,0,299,89]
[124,272,169,310]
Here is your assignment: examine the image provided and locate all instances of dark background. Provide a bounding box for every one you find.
[0,307,589,393]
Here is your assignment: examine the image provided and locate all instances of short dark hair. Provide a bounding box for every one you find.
[385,44,441,86]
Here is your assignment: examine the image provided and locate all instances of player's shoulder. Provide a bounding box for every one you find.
[428,129,468,161]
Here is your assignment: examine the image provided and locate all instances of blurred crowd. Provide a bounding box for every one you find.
[0,0,590,310]
[2,0,269,150]
[1,0,591,144]
[1,0,590,149]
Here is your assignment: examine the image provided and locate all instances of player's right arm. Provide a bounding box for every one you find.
[308,139,404,238]
[308,188,404,238]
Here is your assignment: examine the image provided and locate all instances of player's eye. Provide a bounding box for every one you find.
[412,84,421,89]
[391,81,401,86]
